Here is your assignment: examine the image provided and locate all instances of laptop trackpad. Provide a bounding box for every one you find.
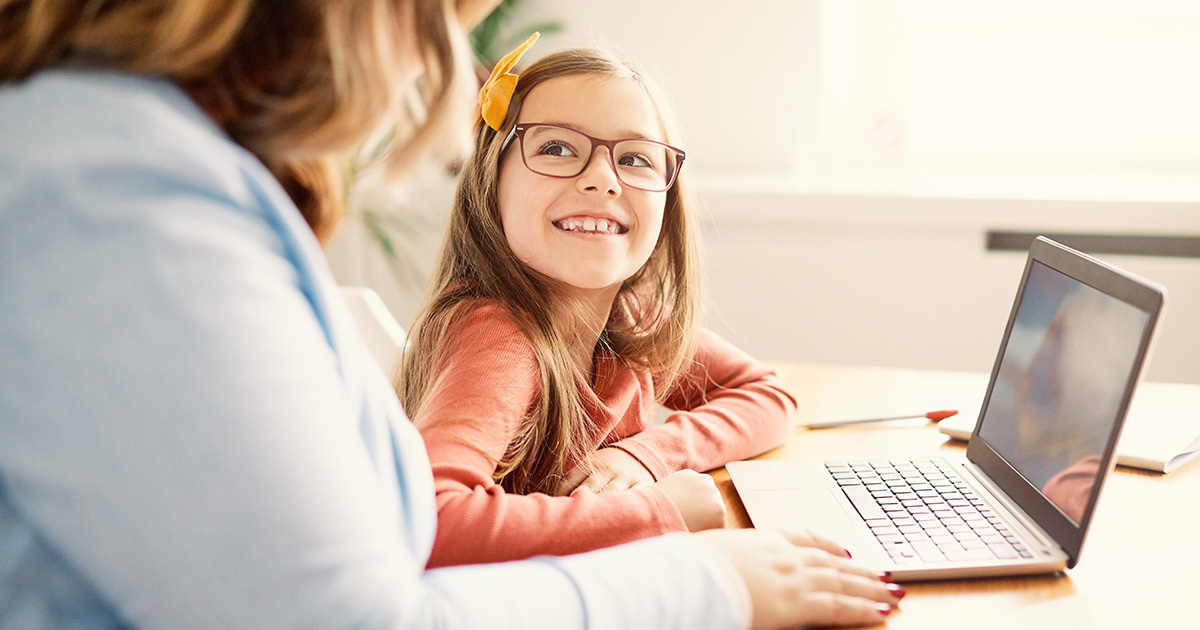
[738,487,860,540]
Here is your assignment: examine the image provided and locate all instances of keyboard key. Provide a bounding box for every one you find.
[945,548,995,562]
[842,485,888,520]
[988,543,1020,559]
[911,540,947,562]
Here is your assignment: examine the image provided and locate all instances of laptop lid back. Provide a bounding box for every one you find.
[965,236,1166,568]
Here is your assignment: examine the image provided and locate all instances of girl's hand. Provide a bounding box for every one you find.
[654,469,726,531]
[696,528,902,630]
[557,449,725,531]
[555,447,656,495]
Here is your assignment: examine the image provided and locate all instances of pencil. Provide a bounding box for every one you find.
[808,409,959,430]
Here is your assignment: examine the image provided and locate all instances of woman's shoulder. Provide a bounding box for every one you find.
[1,67,268,199]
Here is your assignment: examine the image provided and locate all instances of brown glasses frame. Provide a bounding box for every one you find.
[501,123,686,192]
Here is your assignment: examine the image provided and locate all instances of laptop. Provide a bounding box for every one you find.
[727,236,1166,581]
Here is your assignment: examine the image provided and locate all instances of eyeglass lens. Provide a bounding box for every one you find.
[519,125,679,192]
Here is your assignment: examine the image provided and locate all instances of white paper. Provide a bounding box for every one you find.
[939,381,1200,474]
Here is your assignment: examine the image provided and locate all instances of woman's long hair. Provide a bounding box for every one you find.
[0,0,490,241]
[397,48,701,495]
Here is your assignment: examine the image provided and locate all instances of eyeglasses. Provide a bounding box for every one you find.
[501,123,686,193]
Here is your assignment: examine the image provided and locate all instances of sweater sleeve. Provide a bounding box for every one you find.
[416,306,688,568]
[611,329,798,480]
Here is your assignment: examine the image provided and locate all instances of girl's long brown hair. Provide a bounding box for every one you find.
[397,48,701,495]
[0,0,492,241]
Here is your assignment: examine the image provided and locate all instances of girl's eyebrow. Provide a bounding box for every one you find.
[539,120,659,141]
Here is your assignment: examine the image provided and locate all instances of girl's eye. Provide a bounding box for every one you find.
[617,153,654,169]
[537,141,578,158]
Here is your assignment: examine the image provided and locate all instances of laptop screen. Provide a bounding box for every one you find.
[976,261,1150,525]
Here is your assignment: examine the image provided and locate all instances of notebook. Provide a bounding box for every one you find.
[939,381,1200,474]
[727,236,1166,581]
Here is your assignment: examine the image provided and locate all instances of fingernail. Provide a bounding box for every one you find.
[887,583,907,599]
[843,548,853,558]
[878,571,894,583]
[875,603,893,616]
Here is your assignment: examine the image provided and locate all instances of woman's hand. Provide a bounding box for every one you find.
[697,528,903,629]
[555,447,656,495]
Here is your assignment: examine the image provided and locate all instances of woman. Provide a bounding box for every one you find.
[0,2,899,629]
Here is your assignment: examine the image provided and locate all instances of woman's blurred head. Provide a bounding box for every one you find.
[0,0,496,240]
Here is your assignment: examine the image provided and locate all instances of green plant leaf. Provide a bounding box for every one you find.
[363,212,397,259]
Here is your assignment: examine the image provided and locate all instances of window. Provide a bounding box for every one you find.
[807,0,1200,200]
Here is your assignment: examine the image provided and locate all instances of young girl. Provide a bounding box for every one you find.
[397,44,798,568]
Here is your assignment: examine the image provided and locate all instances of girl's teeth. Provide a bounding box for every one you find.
[558,218,621,234]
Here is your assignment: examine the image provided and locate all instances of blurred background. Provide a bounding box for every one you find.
[326,0,1200,384]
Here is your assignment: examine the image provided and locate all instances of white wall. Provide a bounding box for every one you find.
[695,190,1200,384]
[503,0,822,177]
[326,0,1200,384]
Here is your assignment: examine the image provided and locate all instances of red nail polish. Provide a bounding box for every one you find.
[887,583,907,599]
[844,548,853,558]
[878,571,894,583]
[875,603,893,616]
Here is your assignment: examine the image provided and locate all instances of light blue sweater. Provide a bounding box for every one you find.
[0,68,747,630]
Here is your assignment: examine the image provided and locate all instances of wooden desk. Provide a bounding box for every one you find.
[713,362,1199,629]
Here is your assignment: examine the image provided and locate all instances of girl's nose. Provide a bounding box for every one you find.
[575,147,622,196]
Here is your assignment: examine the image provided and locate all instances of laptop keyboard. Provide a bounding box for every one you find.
[825,458,1035,564]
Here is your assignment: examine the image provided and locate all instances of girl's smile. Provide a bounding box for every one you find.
[553,215,628,235]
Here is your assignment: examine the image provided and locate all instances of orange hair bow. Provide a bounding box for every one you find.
[478,32,540,131]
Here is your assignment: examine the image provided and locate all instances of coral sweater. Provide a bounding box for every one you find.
[417,303,797,567]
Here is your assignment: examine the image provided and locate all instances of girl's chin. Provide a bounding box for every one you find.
[552,279,627,298]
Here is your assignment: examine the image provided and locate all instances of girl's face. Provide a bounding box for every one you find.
[497,75,668,306]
